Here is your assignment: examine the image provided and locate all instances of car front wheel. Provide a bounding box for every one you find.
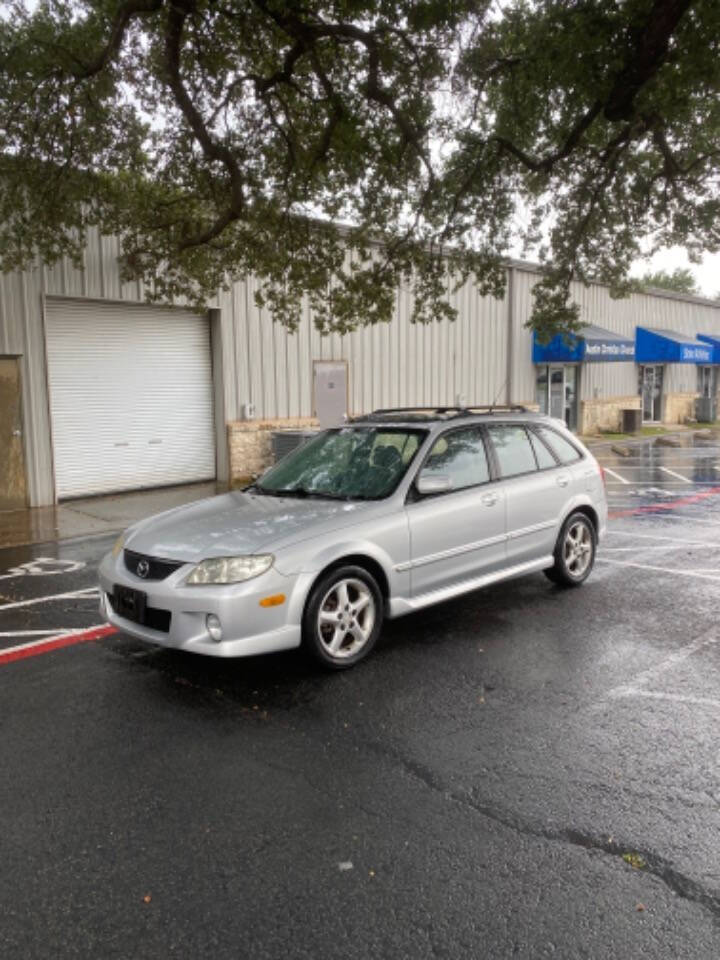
[302,565,384,669]
[544,512,596,587]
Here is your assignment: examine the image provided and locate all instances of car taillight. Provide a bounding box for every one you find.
[599,465,607,490]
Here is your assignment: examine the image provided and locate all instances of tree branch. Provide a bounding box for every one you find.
[603,0,694,122]
[164,1,245,250]
[74,0,164,78]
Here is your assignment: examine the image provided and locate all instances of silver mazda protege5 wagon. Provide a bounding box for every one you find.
[99,407,608,669]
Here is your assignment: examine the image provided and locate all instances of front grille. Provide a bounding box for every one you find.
[124,549,184,581]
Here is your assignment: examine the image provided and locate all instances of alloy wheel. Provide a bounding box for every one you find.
[563,521,593,578]
[317,578,376,659]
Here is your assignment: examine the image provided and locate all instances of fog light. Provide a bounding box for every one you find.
[206,614,223,642]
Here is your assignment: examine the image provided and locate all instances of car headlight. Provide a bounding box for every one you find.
[111,533,125,559]
[185,555,274,585]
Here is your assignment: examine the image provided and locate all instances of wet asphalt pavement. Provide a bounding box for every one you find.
[2,436,720,959]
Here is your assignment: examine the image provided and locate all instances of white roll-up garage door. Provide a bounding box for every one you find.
[46,298,215,498]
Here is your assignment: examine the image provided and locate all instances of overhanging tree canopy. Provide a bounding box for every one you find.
[1,0,718,336]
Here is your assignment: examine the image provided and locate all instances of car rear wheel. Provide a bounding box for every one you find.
[302,565,383,669]
[544,512,596,587]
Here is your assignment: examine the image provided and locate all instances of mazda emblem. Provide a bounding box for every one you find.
[136,559,150,579]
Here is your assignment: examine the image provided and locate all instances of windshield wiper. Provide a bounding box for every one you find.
[253,485,356,501]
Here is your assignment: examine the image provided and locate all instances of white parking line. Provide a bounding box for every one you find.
[0,587,99,613]
[605,530,719,545]
[631,514,720,526]
[613,689,720,710]
[603,467,629,484]
[597,557,720,581]
[601,544,712,553]
[659,466,693,482]
[608,634,719,699]
[0,629,78,638]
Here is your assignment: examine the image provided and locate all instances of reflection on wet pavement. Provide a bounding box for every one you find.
[596,433,720,511]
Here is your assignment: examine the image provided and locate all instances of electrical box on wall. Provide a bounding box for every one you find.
[242,402,256,420]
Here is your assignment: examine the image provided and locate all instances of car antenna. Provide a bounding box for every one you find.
[488,379,507,413]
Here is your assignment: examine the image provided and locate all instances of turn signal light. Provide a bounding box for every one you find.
[259,594,286,608]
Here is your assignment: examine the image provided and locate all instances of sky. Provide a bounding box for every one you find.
[629,248,720,299]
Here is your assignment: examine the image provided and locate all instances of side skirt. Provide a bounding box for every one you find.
[387,556,554,618]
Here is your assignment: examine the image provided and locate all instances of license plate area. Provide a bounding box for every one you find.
[114,585,147,624]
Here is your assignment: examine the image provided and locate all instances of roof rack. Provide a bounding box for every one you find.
[351,405,531,423]
[462,405,530,415]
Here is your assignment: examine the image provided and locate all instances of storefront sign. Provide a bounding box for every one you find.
[583,340,636,361]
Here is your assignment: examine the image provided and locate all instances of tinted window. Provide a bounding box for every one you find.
[487,425,537,478]
[421,428,489,491]
[536,425,582,464]
[528,430,557,469]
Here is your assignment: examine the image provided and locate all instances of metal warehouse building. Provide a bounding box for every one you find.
[2,227,720,508]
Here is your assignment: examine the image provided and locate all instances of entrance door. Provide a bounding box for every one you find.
[313,361,348,428]
[640,365,664,422]
[538,365,579,431]
[549,366,564,420]
[0,357,28,510]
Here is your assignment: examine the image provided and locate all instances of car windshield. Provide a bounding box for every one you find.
[254,427,426,500]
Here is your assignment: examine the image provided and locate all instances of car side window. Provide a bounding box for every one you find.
[536,425,582,464]
[487,425,537,478]
[421,427,489,491]
[528,430,557,469]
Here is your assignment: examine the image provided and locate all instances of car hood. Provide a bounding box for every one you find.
[125,491,382,563]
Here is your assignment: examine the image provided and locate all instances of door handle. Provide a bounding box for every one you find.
[12,429,22,437]
[481,492,499,506]
[556,474,570,487]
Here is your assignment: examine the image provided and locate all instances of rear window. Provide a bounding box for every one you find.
[535,426,582,464]
[528,430,557,469]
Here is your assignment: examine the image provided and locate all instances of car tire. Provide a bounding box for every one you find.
[544,512,596,588]
[302,565,384,670]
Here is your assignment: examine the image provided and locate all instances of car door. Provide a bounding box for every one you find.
[485,423,573,566]
[405,426,506,598]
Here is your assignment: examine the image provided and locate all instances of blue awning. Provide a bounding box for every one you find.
[635,327,714,365]
[697,333,720,363]
[533,324,635,364]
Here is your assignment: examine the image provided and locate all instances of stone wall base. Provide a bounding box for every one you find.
[663,392,698,425]
[580,396,640,435]
[580,392,708,433]
[228,417,320,485]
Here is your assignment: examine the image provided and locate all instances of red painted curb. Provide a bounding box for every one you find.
[0,624,118,666]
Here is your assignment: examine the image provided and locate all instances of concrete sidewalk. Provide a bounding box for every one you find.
[0,482,222,549]
[583,424,720,452]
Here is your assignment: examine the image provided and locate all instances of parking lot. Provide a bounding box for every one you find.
[2,436,720,959]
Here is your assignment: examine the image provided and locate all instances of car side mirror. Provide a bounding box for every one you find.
[416,472,453,496]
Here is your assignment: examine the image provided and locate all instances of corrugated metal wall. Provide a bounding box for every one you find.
[216,271,509,421]
[4,227,720,506]
[0,228,200,507]
[510,267,720,403]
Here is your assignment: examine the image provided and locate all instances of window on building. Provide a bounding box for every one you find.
[698,366,717,399]
[487,425,537,478]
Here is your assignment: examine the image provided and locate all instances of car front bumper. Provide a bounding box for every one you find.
[98,551,304,657]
